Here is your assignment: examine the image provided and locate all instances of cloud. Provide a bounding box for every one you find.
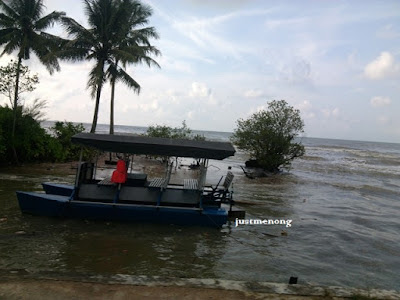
[189,82,211,98]
[295,100,315,119]
[321,108,340,118]
[377,115,390,125]
[376,24,400,39]
[364,52,400,80]
[370,96,391,107]
[152,4,271,60]
[280,57,312,84]
[243,89,266,99]
[296,100,312,111]
[186,0,253,9]
[332,108,340,117]
[265,17,309,30]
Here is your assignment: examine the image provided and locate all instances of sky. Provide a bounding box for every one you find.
[1,0,400,143]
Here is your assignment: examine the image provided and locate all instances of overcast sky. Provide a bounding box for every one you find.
[1,0,400,143]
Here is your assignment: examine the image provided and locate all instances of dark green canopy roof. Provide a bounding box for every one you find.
[71,133,235,160]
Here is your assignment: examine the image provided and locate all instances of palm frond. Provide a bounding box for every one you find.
[83,0,98,29]
[115,66,140,94]
[87,61,106,98]
[1,35,21,56]
[0,0,65,73]
[112,46,160,68]
[31,0,44,21]
[0,12,15,28]
[35,10,65,31]
[61,16,90,38]
[0,1,19,21]
[0,28,18,46]
[30,32,60,74]
[129,27,159,44]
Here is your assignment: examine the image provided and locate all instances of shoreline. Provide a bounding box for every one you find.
[1,270,399,299]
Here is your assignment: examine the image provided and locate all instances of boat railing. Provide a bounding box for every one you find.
[203,171,234,201]
[222,171,234,190]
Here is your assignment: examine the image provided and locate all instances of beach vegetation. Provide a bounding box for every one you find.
[231,99,305,173]
[50,121,86,161]
[0,0,65,163]
[146,120,205,140]
[0,126,5,156]
[59,0,160,134]
[0,105,56,163]
[22,98,48,122]
[0,60,39,108]
[0,105,87,164]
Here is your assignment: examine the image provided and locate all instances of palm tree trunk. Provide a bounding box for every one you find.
[109,76,116,135]
[11,56,22,164]
[90,83,102,133]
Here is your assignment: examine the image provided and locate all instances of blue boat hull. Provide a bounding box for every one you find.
[16,191,228,227]
[42,182,74,197]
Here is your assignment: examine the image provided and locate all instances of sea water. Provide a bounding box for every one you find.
[0,122,399,291]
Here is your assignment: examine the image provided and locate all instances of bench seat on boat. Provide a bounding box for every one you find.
[119,186,200,206]
[78,184,200,207]
[97,178,115,186]
[183,179,198,190]
[149,178,166,188]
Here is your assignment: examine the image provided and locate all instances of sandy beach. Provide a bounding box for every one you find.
[1,271,399,299]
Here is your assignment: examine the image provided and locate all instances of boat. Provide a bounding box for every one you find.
[16,133,244,227]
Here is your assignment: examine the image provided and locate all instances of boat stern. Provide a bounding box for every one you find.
[16,191,70,217]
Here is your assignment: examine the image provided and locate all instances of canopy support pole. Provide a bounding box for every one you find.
[70,149,83,201]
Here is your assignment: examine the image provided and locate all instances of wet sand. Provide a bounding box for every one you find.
[0,280,318,300]
[1,270,399,300]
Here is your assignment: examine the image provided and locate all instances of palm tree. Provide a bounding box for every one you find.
[59,0,117,133]
[60,0,160,134]
[106,0,160,134]
[0,0,65,162]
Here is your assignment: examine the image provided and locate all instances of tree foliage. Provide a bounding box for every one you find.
[0,0,65,73]
[22,98,47,122]
[146,120,205,140]
[0,60,39,108]
[0,0,65,163]
[0,106,87,164]
[0,105,56,163]
[231,100,305,172]
[107,0,160,134]
[50,121,86,161]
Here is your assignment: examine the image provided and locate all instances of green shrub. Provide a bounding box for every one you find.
[50,121,86,161]
[0,105,56,163]
[231,100,305,172]
[146,120,205,140]
[0,126,5,156]
[146,124,174,138]
[0,107,88,164]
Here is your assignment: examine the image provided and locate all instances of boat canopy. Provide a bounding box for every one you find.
[71,133,236,160]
